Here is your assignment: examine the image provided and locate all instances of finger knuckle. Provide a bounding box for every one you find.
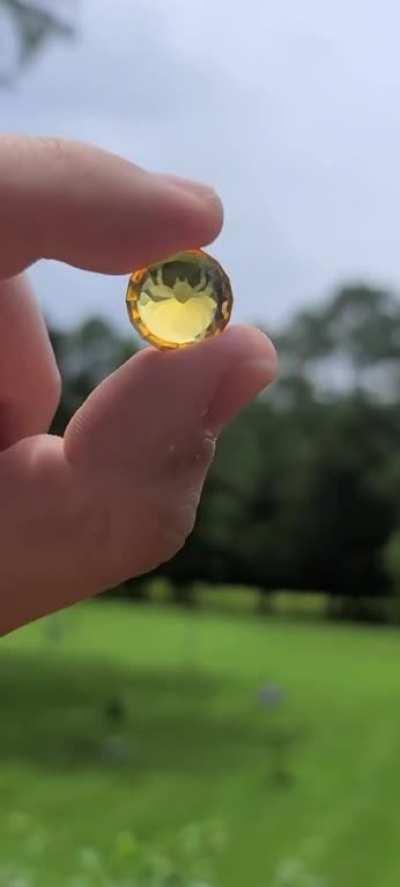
[164,430,216,479]
[82,432,216,589]
[88,484,200,588]
[154,497,198,565]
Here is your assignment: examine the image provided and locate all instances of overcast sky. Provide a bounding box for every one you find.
[2,0,400,333]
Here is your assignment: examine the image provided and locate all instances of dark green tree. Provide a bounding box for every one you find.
[46,280,400,615]
[0,0,76,83]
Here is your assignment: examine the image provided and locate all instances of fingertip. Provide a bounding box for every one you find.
[156,177,224,254]
[202,326,278,432]
[158,173,224,225]
[64,323,278,469]
[216,324,278,368]
[122,323,278,436]
[124,324,278,389]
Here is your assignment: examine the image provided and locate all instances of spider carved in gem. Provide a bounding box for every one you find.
[142,266,215,304]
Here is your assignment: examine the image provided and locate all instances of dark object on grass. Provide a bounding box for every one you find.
[104,695,127,725]
[259,683,286,709]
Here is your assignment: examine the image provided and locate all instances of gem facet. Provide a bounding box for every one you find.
[126,249,233,350]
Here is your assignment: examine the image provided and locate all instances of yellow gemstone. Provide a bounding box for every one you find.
[126,249,233,350]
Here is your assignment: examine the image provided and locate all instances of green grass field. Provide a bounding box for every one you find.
[1,600,400,886]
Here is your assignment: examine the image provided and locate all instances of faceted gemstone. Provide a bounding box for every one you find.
[126,249,233,350]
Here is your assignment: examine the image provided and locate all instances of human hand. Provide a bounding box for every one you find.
[0,136,277,635]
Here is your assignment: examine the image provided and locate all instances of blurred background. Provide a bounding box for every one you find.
[2,1,400,885]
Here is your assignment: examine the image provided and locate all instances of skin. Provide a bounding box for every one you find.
[0,136,277,636]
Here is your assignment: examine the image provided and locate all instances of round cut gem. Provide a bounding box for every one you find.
[126,249,233,350]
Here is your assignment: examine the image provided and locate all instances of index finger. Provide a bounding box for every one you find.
[0,136,223,278]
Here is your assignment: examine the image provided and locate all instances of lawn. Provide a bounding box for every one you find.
[1,600,400,886]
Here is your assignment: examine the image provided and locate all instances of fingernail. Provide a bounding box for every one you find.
[158,173,222,207]
[206,357,277,434]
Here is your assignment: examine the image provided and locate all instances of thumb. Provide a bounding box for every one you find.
[64,326,277,589]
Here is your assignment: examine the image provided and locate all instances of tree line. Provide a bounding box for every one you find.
[50,284,400,606]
